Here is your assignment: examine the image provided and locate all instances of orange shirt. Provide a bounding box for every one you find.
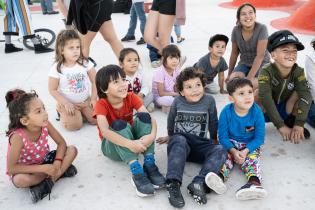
[93,92,143,139]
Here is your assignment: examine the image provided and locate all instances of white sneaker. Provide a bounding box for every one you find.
[205,82,220,94]
[178,55,187,68]
[151,60,161,68]
[146,102,155,113]
[235,183,267,200]
[205,172,227,195]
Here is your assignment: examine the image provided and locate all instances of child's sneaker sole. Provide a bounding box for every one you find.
[205,172,227,195]
[131,178,155,197]
[236,186,267,200]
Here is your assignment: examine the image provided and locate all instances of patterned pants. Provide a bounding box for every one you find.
[220,139,262,182]
[3,0,34,37]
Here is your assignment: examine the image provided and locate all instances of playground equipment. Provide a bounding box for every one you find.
[271,0,315,35]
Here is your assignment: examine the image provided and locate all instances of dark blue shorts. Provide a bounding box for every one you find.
[233,64,261,77]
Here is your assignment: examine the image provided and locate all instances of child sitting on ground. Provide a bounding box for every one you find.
[152,44,182,113]
[258,30,312,143]
[157,67,227,208]
[5,89,77,203]
[93,65,165,197]
[218,78,267,200]
[119,48,155,112]
[48,30,97,131]
[194,34,229,94]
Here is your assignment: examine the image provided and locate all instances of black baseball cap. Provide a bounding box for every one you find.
[267,30,304,53]
[209,34,229,47]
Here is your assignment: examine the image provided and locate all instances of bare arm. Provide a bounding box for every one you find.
[157,83,178,97]
[247,39,268,79]
[48,77,71,106]
[137,105,157,146]
[56,0,68,18]
[227,42,239,78]
[48,121,67,160]
[218,71,227,93]
[87,68,97,107]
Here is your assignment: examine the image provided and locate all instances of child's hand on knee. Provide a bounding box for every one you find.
[128,140,147,153]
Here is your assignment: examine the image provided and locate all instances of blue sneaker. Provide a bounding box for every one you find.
[131,173,155,197]
[143,164,166,189]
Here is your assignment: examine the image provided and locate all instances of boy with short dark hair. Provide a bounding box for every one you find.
[218,78,267,200]
[157,67,227,208]
[258,30,312,143]
[194,34,229,94]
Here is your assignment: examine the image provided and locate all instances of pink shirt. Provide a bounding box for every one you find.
[6,127,50,175]
[152,65,180,99]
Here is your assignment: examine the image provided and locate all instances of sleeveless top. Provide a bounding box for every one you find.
[7,126,50,174]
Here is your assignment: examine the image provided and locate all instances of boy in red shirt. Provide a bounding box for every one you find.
[93,65,165,197]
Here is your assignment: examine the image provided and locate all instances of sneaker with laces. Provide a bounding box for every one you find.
[136,37,146,45]
[235,183,267,200]
[131,173,155,197]
[121,35,136,42]
[61,164,78,178]
[151,60,161,68]
[187,182,207,205]
[166,180,185,208]
[30,179,54,203]
[143,164,165,189]
[205,172,227,194]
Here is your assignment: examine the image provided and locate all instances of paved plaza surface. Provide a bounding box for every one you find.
[0,0,314,209]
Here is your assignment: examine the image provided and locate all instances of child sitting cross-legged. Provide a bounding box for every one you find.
[217,78,267,200]
[157,67,227,208]
[93,65,165,197]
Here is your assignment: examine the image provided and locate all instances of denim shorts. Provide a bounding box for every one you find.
[233,64,259,77]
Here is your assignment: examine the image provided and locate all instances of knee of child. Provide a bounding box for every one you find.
[136,112,151,123]
[111,119,127,131]
[67,145,78,157]
[169,134,187,145]
[13,175,31,188]
[63,120,83,131]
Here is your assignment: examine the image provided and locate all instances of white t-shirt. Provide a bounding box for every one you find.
[49,61,94,103]
[305,53,315,100]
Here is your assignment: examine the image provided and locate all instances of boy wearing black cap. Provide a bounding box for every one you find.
[258,30,312,143]
[194,34,229,94]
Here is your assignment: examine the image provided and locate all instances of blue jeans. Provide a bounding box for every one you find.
[127,2,146,37]
[174,24,181,37]
[307,102,315,128]
[147,35,174,62]
[166,133,227,184]
[40,0,53,12]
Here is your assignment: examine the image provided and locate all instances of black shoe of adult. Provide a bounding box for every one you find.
[5,44,23,53]
[304,127,311,139]
[166,180,185,208]
[30,179,54,203]
[43,11,48,15]
[34,43,54,54]
[136,37,146,45]
[121,35,136,42]
[47,11,59,15]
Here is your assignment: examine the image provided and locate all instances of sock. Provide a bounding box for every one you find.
[129,160,144,175]
[31,37,40,45]
[143,153,155,167]
[5,35,11,44]
[248,176,261,185]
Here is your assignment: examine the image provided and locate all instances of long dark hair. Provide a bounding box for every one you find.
[161,44,181,67]
[5,89,38,136]
[55,29,86,73]
[236,3,256,25]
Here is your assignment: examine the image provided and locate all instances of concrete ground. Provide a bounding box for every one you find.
[0,0,315,209]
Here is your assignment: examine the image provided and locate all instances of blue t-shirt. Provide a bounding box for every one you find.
[218,103,265,153]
